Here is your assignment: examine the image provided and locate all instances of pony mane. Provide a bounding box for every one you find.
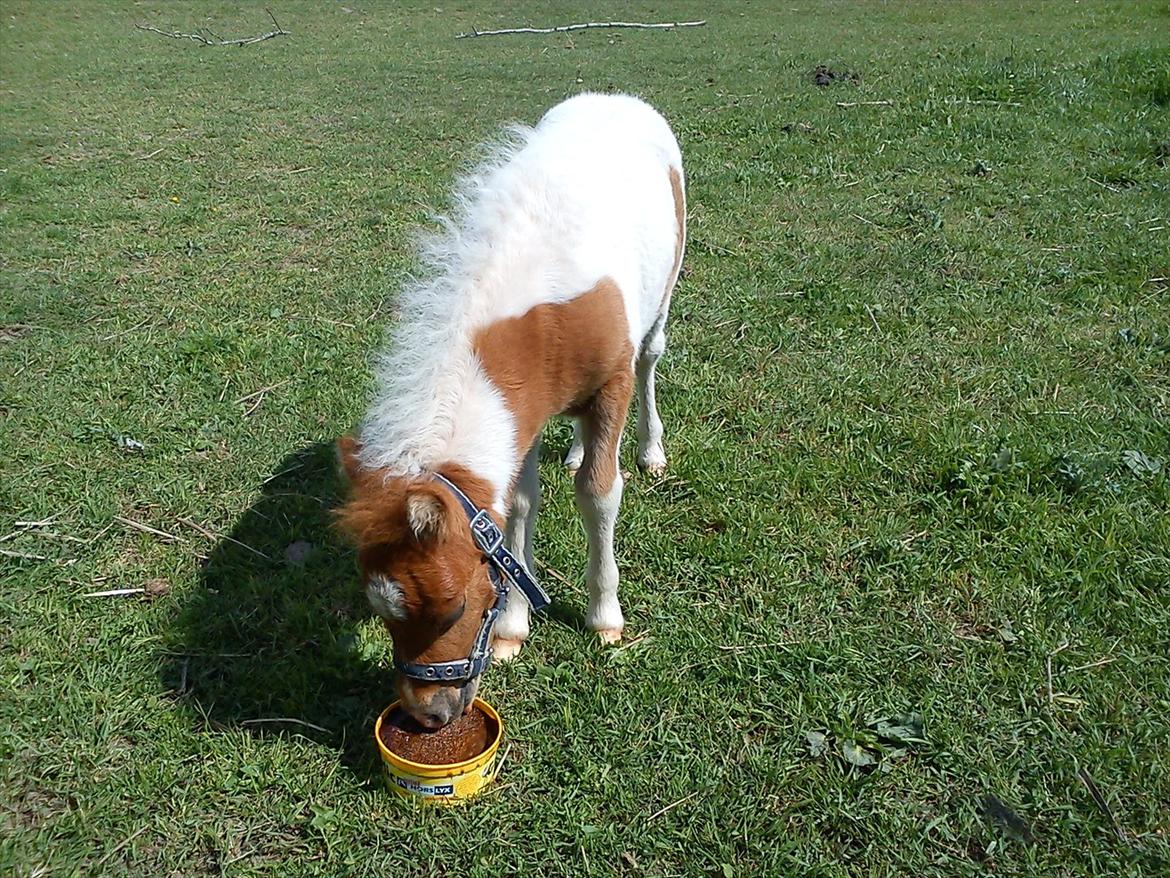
[356,123,535,475]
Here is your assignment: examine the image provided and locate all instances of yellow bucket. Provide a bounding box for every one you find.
[374,698,503,804]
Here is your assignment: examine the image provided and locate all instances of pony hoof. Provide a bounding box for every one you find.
[491,637,525,661]
[637,458,667,477]
[596,628,623,645]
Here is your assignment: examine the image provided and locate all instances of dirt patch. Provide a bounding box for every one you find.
[144,578,171,600]
[4,789,78,831]
[813,65,859,86]
[379,705,496,765]
[1,324,33,343]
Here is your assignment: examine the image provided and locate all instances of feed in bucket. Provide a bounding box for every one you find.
[374,698,502,803]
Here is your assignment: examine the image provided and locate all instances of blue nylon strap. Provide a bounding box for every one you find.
[431,473,551,613]
[393,579,502,682]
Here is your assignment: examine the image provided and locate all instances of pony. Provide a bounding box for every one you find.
[337,93,685,728]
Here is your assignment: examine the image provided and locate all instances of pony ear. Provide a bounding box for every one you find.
[337,435,363,483]
[405,487,449,542]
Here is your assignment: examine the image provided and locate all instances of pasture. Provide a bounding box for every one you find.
[1,2,1168,876]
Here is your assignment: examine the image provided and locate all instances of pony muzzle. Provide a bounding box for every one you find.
[398,676,480,729]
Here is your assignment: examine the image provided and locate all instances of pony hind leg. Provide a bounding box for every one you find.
[563,418,585,473]
[493,438,541,661]
[574,368,634,644]
[635,319,668,476]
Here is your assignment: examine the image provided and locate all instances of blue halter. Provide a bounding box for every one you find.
[392,473,551,683]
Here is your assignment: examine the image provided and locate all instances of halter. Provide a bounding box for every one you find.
[393,473,551,683]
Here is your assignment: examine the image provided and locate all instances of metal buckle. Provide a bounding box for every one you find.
[470,509,503,554]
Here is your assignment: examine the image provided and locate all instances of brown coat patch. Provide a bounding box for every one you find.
[473,277,635,459]
[576,368,633,495]
[663,166,686,308]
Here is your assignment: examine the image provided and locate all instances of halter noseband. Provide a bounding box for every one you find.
[392,473,551,683]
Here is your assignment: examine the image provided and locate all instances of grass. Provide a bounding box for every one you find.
[1,1,1168,875]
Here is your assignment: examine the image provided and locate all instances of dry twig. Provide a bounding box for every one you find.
[1067,656,1118,673]
[608,633,652,655]
[14,517,58,528]
[647,790,700,821]
[95,826,150,870]
[535,560,574,588]
[136,9,289,47]
[234,380,291,417]
[717,640,796,652]
[177,516,273,561]
[457,20,705,39]
[1077,767,1127,843]
[241,717,330,734]
[1046,641,1069,704]
[116,516,185,543]
[0,549,48,561]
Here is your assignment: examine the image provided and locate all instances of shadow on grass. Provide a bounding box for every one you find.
[544,599,588,634]
[163,440,391,784]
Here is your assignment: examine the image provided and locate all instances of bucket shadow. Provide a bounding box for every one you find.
[163,440,391,783]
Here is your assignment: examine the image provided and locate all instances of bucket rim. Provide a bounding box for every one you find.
[374,697,502,776]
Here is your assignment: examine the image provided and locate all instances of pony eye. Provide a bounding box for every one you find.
[436,599,467,632]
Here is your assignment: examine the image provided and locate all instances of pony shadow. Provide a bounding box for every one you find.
[162,440,391,783]
[545,598,588,634]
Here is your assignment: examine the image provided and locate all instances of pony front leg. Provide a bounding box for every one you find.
[577,474,625,642]
[574,372,632,643]
[493,439,540,661]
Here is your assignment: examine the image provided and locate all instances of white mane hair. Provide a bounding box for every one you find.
[355,92,684,500]
[355,123,536,477]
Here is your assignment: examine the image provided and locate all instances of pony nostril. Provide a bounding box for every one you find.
[425,712,446,728]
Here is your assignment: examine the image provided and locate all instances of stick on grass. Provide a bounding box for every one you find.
[1078,767,1127,843]
[0,548,49,561]
[648,790,700,821]
[241,717,330,734]
[116,516,186,543]
[177,516,273,561]
[457,20,706,39]
[135,9,289,47]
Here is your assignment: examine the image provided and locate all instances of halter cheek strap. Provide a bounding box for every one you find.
[433,474,551,613]
[392,473,551,683]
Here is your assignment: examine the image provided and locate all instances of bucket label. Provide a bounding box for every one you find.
[391,775,454,797]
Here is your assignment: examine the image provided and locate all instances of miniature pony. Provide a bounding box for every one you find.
[337,93,685,728]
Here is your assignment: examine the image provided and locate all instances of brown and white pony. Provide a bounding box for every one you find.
[337,93,685,728]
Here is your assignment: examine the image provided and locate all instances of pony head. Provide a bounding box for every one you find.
[335,437,498,728]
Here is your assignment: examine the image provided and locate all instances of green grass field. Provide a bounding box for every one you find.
[2,2,1168,875]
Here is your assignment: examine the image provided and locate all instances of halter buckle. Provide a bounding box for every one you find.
[470,509,504,555]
